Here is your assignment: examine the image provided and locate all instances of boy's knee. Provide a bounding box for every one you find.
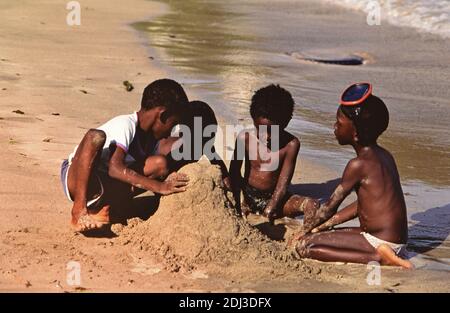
[144,155,169,178]
[371,252,382,263]
[86,129,106,148]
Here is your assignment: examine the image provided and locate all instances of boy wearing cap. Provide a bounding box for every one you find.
[292,83,413,269]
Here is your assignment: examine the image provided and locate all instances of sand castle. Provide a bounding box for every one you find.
[115,160,318,280]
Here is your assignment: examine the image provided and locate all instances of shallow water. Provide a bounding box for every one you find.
[325,0,450,39]
[135,0,450,271]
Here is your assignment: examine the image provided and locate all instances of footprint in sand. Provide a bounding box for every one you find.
[129,254,162,276]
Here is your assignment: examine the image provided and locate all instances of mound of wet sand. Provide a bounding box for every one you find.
[115,160,320,281]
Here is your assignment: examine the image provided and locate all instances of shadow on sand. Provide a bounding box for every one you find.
[289,178,341,202]
[251,178,341,241]
[407,203,450,259]
[82,193,161,238]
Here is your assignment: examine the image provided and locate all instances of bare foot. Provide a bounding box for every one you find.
[71,205,110,232]
[88,204,110,224]
[71,214,104,232]
[377,244,414,269]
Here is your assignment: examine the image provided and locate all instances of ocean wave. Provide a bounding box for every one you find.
[323,0,450,39]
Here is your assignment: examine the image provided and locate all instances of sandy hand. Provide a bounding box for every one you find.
[302,202,334,234]
[240,201,251,220]
[159,172,189,195]
[263,206,276,225]
[222,176,232,191]
[287,230,307,248]
[311,216,337,233]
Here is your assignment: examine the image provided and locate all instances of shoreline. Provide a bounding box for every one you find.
[0,0,448,292]
[133,0,450,187]
[135,0,450,272]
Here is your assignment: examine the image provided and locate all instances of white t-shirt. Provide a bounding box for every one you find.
[68,112,158,172]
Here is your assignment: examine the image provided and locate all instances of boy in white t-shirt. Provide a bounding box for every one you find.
[61,79,190,232]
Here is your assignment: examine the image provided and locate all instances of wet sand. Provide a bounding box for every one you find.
[134,0,450,186]
[135,0,450,271]
[0,0,449,292]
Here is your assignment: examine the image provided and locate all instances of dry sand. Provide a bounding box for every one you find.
[0,0,449,292]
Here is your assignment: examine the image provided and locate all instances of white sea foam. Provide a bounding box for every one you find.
[324,0,450,39]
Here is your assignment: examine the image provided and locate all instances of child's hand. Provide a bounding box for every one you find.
[222,176,232,191]
[240,200,251,220]
[263,206,276,224]
[158,173,189,195]
[311,216,337,233]
[287,230,306,248]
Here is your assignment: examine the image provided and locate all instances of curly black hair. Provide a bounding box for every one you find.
[250,84,294,129]
[186,100,218,146]
[141,79,189,121]
[340,95,389,146]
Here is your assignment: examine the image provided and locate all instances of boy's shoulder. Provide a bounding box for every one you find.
[283,130,299,142]
[343,153,376,181]
[96,112,139,145]
[99,112,137,130]
[107,112,137,124]
[280,131,300,149]
[356,145,395,166]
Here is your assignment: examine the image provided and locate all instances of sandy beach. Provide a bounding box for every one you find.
[0,0,449,292]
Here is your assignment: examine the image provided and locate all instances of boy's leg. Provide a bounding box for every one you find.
[297,230,413,268]
[296,229,382,264]
[281,194,319,218]
[143,155,169,179]
[128,155,170,197]
[67,129,107,231]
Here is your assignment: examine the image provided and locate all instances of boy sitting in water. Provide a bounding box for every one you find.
[293,83,413,269]
[61,79,190,232]
[229,84,319,222]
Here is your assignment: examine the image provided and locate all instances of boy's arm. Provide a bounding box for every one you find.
[303,159,363,233]
[311,201,358,233]
[229,135,245,215]
[263,138,300,221]
[108,146,188,195]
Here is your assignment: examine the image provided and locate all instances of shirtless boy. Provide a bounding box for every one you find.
[293,83,413,269]
[229,84,319,222]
